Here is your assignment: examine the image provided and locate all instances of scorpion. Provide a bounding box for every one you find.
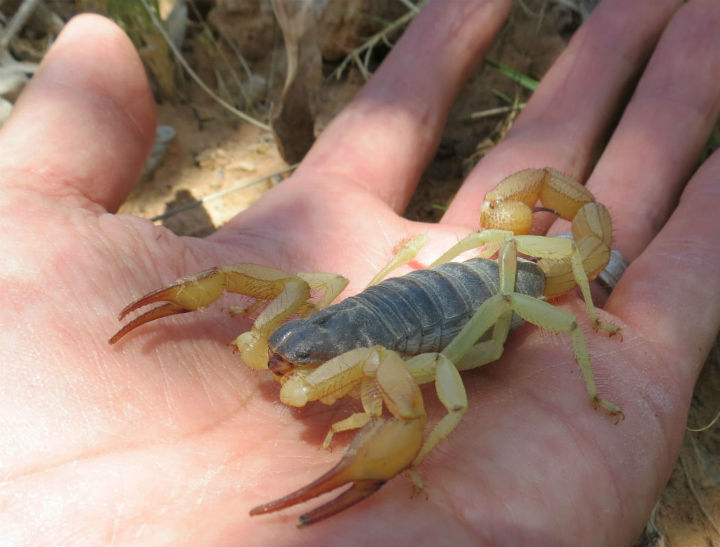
[109,167,623,526]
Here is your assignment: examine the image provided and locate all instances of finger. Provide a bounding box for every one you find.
[0,14,156,213]
[442,0,682,228]
[585,0,720,260]
[295,0,512,213]
[607,146,720,381]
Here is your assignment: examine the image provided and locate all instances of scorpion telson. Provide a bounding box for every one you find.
[110,167,623,526]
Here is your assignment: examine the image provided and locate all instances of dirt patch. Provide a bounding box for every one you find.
[119,102,284,235]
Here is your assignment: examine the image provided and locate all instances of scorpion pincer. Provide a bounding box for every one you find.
[109,167,623,526]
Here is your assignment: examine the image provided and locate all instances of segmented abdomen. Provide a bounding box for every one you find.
[269,258,545,365]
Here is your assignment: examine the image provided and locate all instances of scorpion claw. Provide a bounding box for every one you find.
[109,269,228,344]
[109,302,189,344]
[251,476,384,528]
[250,416,424,526]
[296,480,385,527]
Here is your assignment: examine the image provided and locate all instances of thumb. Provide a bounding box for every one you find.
[0,14,156,213]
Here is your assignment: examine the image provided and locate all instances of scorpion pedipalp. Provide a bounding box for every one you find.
[108,268,227,344]
[109,265,348,367]
[250,416,424,526]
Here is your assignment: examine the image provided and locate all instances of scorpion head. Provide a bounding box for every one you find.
[265,317,337,408]
[266,307,375,409]
[267,310,343,369]
[267,319,321,370]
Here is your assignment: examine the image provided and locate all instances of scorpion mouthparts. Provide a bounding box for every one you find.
[268,353,294,377]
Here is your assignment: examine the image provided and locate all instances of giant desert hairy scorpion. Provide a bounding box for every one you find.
[109,167,623,526]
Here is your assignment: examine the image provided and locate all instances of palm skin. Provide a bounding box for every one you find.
[1,0,719,544]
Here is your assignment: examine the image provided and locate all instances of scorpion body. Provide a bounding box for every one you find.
[110,167,623,526]
[268,258,545,366]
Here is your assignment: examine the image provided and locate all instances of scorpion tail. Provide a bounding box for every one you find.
[250,416,424,526]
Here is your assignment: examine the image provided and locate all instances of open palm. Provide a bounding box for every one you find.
[2,0,719,544]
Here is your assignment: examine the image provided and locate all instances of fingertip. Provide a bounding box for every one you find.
[0,14,157,212]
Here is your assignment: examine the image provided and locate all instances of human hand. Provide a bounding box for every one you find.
[1,0,719,544]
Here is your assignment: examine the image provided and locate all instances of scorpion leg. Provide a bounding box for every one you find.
[427,228,511,267]
[366,234,427,286]
[512,204,619,334]
[320,376,384,448]
[296,272,350,310]
[507,291,623,418]
[109,265,347,369]
[404,352,468,477]
[252,346,427,525]
[444,238,623,418]
[399,240,521,474]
